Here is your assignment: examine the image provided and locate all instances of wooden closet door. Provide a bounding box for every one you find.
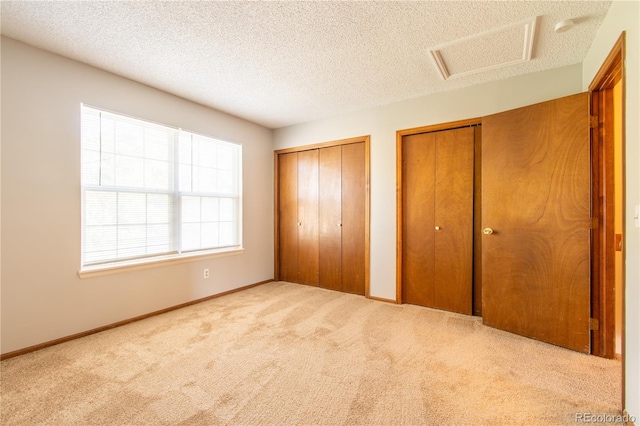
[434,128,474,314]
[402,128,474,312]
[402,132,436,306]
[319,146,342,291]
[341,142,366,295]
[297,150,319,286]
[278,152,299,283]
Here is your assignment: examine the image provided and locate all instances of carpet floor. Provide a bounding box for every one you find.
[1,281,622,425]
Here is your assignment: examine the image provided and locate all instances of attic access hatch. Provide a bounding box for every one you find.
[428,17,537,80]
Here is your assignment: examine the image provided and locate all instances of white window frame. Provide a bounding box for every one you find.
[79,105,243,277]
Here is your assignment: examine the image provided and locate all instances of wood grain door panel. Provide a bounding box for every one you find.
[402,133,436,306]
[297,150,319,286]
[473,126,483,316]
[481,93,591,353]
[319,146,342,291]
[342,142,366,295]
[278,152,299,283]
[434,128,474,314]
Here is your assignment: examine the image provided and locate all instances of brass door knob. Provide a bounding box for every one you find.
[435,226,441,231]
[483,227,494,235]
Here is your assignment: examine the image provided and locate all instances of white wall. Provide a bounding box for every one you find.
[582,0,640,418]
[0,37,274,354]
[274,63,583,301]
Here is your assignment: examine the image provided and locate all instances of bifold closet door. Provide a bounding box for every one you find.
[277,141,366,294]
[319,146,342,291]
[278,150,319,286]
[341,142,366,295]
[403,132,436,307]
[278,152,299,283]
[402,127,474,314]
[434,128,474,313]
[297,150,319,286]
[318,143,366,295]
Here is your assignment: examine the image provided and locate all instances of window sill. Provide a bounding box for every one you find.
[78,247,245,279]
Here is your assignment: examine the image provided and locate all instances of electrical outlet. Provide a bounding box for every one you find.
[203,268,210,279]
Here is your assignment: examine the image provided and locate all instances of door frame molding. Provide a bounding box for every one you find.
[588,31,626,400]
[396,118,481,305]
[274,135,371,297]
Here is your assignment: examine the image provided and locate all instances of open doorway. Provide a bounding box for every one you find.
[589,31,625,401]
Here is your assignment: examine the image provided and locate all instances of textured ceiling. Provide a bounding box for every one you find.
[1,1,611,129]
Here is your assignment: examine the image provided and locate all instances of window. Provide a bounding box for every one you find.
[81,105,242,269]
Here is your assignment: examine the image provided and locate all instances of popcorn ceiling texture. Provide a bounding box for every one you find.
[0,1,611,129]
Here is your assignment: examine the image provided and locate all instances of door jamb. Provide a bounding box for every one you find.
[588,31,625,403]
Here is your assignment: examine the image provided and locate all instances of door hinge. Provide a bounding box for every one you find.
[590,116,599,128]
[590,318,600,331]
[615,233,623,252]
[591,217,599,229]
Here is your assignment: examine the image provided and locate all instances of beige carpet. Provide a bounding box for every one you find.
[1,281,622,425]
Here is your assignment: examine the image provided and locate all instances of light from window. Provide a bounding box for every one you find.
[81,105,242,267]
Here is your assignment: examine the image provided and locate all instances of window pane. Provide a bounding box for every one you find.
[115,155,144,188]
[118,193,146,225]
[196,167,216,193]
[219,222,235,246]
[85,225,117,252]
[100,116,116,153]
[115,121,144,157]
[217,144,234,171]
[81,106,241,267]
[179,133,192,164]
[182,196,200,223]
[84,191,116,226]
[100,152,116,186]
[147,224,171,249]
[201,222,219,248]
[84,225,117,263]
[81,110,100,152]
[217,170,234,194]
[84,249,117,264]
[219,198,235,221]
[82,149,101,186]
[182,223,200,251]
[147,194,170,224]
[145,128,171,161]
[179,164,192,192]
[118,224,146,257]
[197,137,217,167]
[144,159,170,190]
[201,197,219,222]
